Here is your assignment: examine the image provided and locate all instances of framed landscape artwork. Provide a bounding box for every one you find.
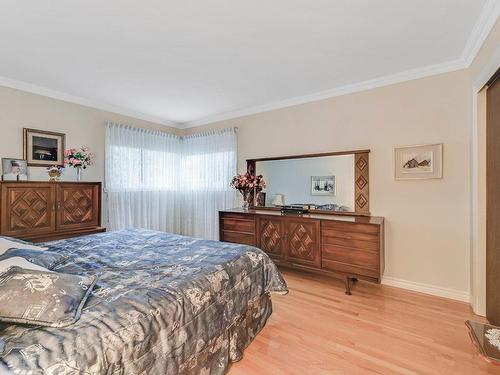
[24,128,66,167]
[394,143,443,180]
[311,175,336,195]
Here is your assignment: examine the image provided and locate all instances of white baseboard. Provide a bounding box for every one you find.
[381,276,470,303]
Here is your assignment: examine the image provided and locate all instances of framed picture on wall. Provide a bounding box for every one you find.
[311,175,336,195]
[23,128,66,167]
[394,143,443,180]
[2,158,28,181]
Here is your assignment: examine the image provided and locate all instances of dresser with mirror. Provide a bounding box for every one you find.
[219,149,384,295]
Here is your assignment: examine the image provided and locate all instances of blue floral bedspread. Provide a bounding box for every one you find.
[0,228,288,374]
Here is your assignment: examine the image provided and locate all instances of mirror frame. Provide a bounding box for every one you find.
[247,149,371,216]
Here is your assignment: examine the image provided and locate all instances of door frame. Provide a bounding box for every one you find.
[471,46,500,316]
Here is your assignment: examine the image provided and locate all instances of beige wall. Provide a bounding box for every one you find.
[0,86,180,225]
[184,19,500,298]
[185,71,472,295]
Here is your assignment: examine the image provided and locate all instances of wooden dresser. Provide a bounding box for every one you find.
[0,181,105,242]
[219,208,384,294]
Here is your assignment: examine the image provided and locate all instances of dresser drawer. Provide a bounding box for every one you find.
[221,218,255,233]
[321,220,379,234]
[322,259,379,279]
[221,230,256,246]
[322,244,379,269]
[321,235,379,252]
[322,227,379,243]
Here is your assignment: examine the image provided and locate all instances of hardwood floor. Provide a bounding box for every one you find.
[229,270,500,375]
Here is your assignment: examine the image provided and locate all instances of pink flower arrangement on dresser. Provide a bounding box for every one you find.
[64,146,95,181]
[230,172,266,209]
[64,146,95,169]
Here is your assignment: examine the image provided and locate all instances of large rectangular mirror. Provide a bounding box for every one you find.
[247,150,370,215]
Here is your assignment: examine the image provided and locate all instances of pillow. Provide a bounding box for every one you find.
[0,257,49,273]
[0,248,67,270]
[0,267,97,327]
[0,237,47,256]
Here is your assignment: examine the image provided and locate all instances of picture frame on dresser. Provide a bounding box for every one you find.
[1,158,28,181]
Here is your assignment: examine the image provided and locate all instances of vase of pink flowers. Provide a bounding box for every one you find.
[64,146,95,182]
[230,172,266,209]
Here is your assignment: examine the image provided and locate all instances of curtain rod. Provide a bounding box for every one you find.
[106,121,237,139]
[182,127,237,139]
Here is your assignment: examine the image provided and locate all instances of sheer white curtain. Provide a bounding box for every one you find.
[180,129,237,238]
[105,124,181,233]
[105,123,237,239]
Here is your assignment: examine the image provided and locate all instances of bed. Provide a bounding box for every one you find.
[0,228,288,374]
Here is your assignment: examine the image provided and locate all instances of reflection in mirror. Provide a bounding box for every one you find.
[256,154,355,212]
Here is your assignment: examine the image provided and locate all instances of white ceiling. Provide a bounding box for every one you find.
[0,1,497,128]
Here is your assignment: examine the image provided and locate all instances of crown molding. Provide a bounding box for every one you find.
[0,76,180,128]
[183,2,499,128]
[1,1,497,130]
[183,58,467,128]
[460,0,500,67]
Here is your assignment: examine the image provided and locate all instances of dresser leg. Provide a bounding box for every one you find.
[345,276,352,295]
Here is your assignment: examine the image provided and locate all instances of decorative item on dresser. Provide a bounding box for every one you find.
[1,158,28,181]
[0,181,105,242]
[46,165,64,181]
[230,172,266,209]
[219,208,384,294]
[64,146,95,182]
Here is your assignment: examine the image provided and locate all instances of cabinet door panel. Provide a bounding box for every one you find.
[257,217,285,260]
[1,184,56,236]
[285,219,321,267]
[56,184,100,230]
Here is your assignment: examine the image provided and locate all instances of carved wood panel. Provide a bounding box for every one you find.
[258,217,284,259]
[56,184,99,230]
[1,184,55,236]
[285,219,321,267]
[355,152,370,214]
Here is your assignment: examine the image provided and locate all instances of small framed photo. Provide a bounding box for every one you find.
[2,158,28,181]
[311,175,336,195]
[394,143,443,180]
[24,128,66,167]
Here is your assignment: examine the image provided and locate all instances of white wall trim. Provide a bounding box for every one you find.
[0,3,497,131]
[382,276,470,303]
[470,46,500,317]
[182,59,468,127]
[184,3,499,128]
[461,0,500,66]
[0,76,180,128]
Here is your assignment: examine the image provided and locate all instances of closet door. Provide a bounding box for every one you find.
[1,183,56,237]
[284,218,321,268]
[56,183,100,231]
[487,69,500,325]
